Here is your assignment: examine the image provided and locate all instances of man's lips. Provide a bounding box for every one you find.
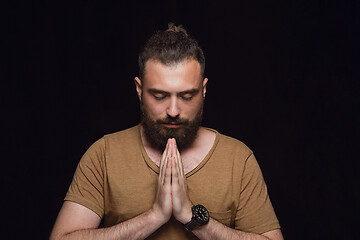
[162,122,183,128]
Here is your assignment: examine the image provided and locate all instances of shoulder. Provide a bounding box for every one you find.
[103,125,140,145]
[82,125,140,158]
[104,125,140,140]
[98,125,142,160]
[206,127,253,158]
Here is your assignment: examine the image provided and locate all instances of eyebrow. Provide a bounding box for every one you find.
[147,88,200,95]
[178,88,200,95]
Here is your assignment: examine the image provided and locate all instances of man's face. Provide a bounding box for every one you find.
[135,59,208,151]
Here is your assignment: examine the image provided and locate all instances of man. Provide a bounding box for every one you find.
[50,23,283,240]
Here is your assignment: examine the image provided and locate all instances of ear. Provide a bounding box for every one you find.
[134,77,142,101]
[202,78,208,98]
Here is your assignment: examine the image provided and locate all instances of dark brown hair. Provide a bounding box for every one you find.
[138,23,205,79]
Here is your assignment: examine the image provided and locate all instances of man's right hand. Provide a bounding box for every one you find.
[151,139,173,224]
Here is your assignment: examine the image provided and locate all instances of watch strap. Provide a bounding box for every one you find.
[184,218,201,231]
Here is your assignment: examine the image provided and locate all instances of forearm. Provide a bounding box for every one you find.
[192,218,271,240]
[54,209,164,240]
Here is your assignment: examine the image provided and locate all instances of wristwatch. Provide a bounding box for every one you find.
[184,204,209,231]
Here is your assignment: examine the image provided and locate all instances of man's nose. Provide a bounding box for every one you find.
[166,97,180,118]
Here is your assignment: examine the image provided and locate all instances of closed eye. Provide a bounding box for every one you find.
[153,94,167,100]
[148,88,199,101]
[180,94,193,101]
[178,89,200,101]
[148,89,169,100]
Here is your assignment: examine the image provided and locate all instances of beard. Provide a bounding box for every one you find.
[140,102,203,152]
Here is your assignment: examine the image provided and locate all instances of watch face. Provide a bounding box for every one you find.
[194,205,209,223]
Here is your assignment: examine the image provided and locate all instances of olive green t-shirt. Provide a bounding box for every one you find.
[65,125,280,239]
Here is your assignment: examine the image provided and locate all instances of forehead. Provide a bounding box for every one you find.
[142,59,202,90]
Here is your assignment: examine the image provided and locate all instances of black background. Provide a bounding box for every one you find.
[3,0,359,239]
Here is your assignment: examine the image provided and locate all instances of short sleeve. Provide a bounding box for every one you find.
[235,154,280,234]
[64,138,105,218]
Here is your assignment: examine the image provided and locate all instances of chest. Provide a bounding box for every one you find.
[102,148,240,228]
[146,150,206,174]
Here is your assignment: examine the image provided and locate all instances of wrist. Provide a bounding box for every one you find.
[148,206,170,225]
[177,207,193,224]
